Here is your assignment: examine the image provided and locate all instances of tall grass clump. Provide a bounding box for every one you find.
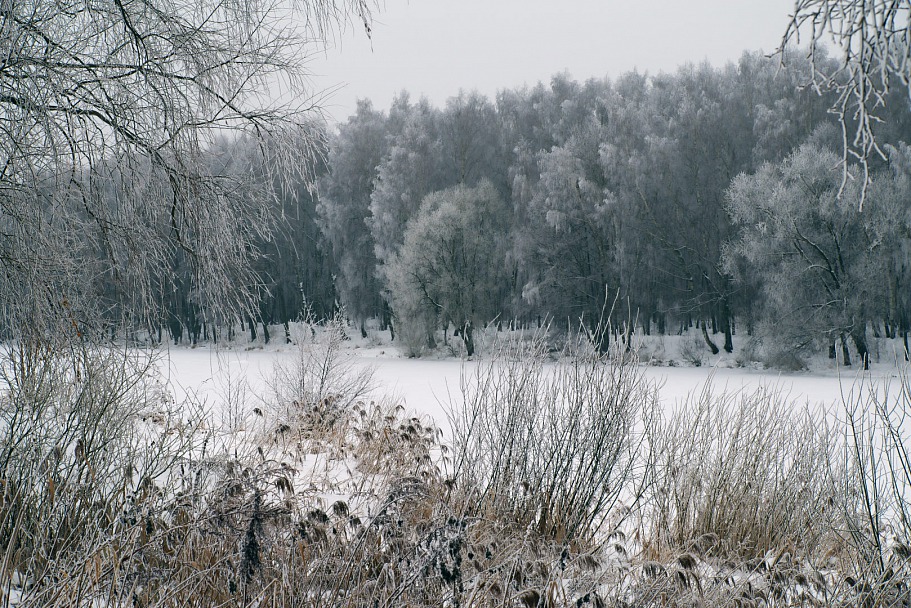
[646,382,841,563]
[450,328,658,547]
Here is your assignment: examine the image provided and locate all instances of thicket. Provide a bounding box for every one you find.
[3,326,909,607]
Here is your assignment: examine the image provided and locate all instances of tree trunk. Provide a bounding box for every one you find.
[284,321,291,344]
[840,333,852,366]
[170,321,182,345]
[360,319,367,339]
[701,320,719,355]
[852,327,870,370]
[903,329,909,361]
[247,316,257,342]
[384,304,395,341]
[263,322,270,345]
[721,301,733,353]
[723,320,733,354]
[462,321,475,357]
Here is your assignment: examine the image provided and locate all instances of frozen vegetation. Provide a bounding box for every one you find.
[3,319,910,606]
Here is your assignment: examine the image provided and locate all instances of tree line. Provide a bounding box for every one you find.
[109,50,911,367]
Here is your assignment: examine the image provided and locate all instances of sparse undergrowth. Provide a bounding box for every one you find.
[1,325,910,606]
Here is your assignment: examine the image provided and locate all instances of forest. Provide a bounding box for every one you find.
[122,50,911,368]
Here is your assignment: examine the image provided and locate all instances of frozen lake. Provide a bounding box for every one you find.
[156,344,904,430]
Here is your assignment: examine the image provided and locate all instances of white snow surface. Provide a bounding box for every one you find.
[154,333,905,434]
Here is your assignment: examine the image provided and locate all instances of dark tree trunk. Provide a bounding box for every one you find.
[840,333,852,366]
[284,321,292,344]
[247,316,257,342]
[721,302,733,353]
[170,317,182,345]
[383,303,395,341]
[903,329,909,361]
[263,322,270,345]
[701,320,719,355]
[852,327,869,370]
[829,341,837,360]
[462,321,475,357]
[360,319,367,339]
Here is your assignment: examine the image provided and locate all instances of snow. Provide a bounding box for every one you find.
[155,339,902,433]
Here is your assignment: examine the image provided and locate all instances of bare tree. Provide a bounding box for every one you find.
[782,0,911,205]
[0,0,373,341]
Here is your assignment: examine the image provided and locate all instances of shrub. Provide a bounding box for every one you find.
[450,329,658,546]
[0,341,201,605]
[267,314,374,441]
[646,381,841,562]
[836,373,911,604]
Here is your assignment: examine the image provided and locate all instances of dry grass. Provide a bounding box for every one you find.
[2,325,910,606]
[645,382,842,564]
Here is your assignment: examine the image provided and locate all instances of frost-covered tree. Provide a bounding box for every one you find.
[726,144,875,366]
[317,100,389,332]
[782,1,911,187]
[439,91,506,190]
[386,181,509,356]
[521,138,618,348]
[370,97,445,271]
[0,0,373,342]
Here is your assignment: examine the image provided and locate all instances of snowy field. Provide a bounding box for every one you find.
[156,338,907,433]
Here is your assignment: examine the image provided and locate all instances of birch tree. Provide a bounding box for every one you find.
[782,0,911,200]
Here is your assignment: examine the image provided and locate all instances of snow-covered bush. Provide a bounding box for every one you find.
[267,314,375,440]
[0,341,202,605]
[646,382,841,562]
[450,329,658,546]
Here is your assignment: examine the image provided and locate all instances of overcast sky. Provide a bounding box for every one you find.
[306,0,798,122]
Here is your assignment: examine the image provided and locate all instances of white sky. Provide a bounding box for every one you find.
[306,0,798,123]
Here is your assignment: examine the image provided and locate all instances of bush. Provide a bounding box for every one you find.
[450,329,658,546]
[267,314,375,441]
[836,374,911,604]
[646,381,841,562]
[0,341,201,605]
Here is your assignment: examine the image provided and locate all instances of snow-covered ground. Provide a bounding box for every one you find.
[155,335,905,434]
